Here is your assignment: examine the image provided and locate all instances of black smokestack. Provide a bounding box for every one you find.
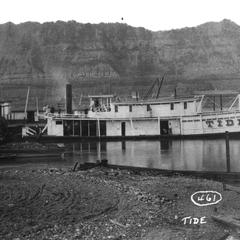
[66,83,72,114]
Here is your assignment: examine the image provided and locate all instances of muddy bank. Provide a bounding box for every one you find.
[0,142,65,153]
[0,167,240,240]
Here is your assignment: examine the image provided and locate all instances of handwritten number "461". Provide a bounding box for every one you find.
[191,191,222,206]
[197,194,217,202]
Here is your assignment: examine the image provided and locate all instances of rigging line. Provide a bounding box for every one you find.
[156,75,165,99]
[223,96,238,108]
[204,96,220,108]
[143,78,158,99]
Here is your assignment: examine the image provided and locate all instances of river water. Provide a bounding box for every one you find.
[61,139,240,172]
[1,139,240,172]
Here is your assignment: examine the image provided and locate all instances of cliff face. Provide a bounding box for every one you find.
[0,19,240,109]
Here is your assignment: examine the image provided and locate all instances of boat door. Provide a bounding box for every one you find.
[160,120,169,135]
[121,122,126,136]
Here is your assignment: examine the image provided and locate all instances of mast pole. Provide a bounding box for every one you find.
[220,95,223,111]
[24,86,30,119]
[213,96,215,111]
[239,94,240,111]
[36,97,39,115]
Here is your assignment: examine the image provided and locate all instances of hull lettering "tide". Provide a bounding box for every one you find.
[205,119,240,128]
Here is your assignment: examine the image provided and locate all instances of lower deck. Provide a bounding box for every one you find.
[45,111,240,137]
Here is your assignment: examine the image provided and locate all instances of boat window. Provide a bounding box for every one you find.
[170,103,174,110]
[63,120,73,136]
[115,105,118,112]
[129,105,132,112]
[74,121,80,136]
[147,104,151,111]
[184,102,187,109]
[56,120,62,125]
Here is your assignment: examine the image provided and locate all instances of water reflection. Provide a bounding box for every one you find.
[1,139,240,172]
[64,139,240,172]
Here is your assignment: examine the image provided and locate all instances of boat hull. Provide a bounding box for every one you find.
[23,131,240,142]
[34,111,240,140]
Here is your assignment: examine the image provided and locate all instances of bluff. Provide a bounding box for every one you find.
[0,19,240,110]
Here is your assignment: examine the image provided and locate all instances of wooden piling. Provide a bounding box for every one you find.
[72,161,79,172]
[225,131,230,173]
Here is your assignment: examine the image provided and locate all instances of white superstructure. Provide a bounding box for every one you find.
[37,90,240,138]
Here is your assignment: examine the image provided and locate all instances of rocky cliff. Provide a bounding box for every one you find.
[0,19,240,110]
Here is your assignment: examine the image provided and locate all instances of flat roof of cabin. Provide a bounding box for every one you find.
[88,95,114,98]
[194,90,239,96]
[114,96,198,105]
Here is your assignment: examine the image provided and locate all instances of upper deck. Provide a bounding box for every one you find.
[41,91,240,121]
[87,95,202,119]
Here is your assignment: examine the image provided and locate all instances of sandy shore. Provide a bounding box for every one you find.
[0,166,240,240]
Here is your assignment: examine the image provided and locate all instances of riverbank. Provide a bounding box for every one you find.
[0,166,240,240]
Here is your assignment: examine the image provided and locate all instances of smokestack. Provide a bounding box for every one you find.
[66,83,72,114]
[174,88,177,99]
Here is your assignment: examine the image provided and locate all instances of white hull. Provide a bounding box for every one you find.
[42,111,240,138]
[23,92,240,138]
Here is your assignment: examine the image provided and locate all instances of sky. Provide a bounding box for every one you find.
[0,0,240,31]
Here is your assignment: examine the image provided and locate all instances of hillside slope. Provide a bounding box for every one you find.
[0,19,239,109]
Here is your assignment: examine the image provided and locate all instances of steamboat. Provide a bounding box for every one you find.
[22,81,240,139]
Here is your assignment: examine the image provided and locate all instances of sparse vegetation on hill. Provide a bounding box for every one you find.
[0,20,240,109]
